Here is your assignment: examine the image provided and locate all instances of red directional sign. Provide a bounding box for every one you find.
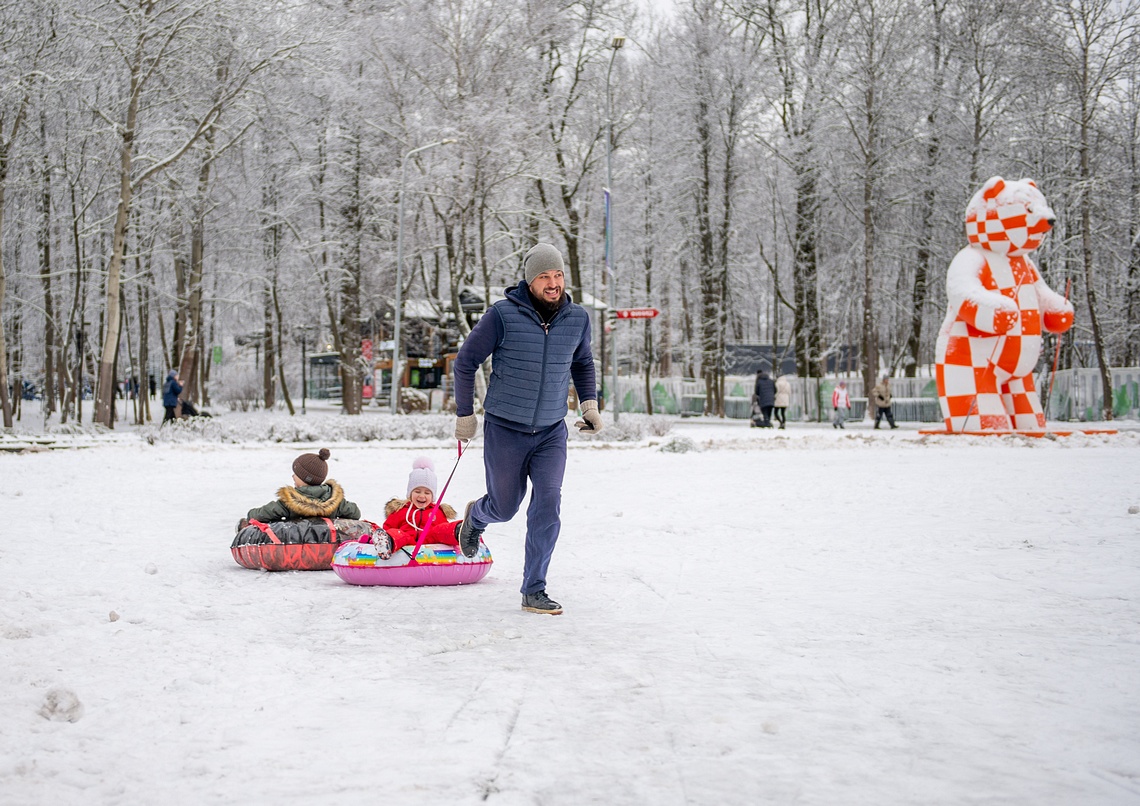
[614,308,660,320]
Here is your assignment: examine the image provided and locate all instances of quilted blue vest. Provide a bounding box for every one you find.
[483,285,590,429]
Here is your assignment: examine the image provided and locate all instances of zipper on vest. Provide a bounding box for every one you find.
[532,318,551,428]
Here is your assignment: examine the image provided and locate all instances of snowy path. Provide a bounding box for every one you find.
[2,426,1139,804]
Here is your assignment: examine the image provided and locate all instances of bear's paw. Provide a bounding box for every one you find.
[1043,309,1073,333]
[993,308,1019,335]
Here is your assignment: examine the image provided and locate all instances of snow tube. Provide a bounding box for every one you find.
[332,539,492,587]
[231,518,377,571]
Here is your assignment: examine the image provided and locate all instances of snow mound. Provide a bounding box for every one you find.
[38,688,83,723]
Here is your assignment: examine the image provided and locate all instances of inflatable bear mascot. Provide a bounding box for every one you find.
[934,177,1074,433]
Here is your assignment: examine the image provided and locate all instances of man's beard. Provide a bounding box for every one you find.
[532,289,565,314]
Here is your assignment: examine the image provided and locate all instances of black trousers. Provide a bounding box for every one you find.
[875,406,896,428]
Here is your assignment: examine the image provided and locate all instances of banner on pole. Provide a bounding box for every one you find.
[614,308,660,320]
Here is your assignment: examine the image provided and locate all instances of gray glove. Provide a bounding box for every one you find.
[575,399,603,434]
[455,414,478,441]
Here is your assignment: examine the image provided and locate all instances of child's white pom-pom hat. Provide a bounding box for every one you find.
[406,456,438,498]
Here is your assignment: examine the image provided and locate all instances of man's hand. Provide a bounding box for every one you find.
[575,399,604,434]
[455,414,478,441]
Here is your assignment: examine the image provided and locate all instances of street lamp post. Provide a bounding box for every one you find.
[605,35,625,423]
[392,138,456,415]
[300,326,312,415]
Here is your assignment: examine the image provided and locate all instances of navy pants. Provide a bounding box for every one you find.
[469,419,567,595]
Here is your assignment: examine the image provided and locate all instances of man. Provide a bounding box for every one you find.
[453,243,602,615]
[161,370,182,424]
[872,375,898,429]
[752,368,776,427]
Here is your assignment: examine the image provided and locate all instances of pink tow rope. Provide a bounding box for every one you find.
[406,440,468,565]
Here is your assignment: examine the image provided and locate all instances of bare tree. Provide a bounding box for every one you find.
[0,6,53,429]
[1124,68,1140,366]
[834,0,917,399]
[902,0,950,377]
[86,0,299,427]
[761,0,839,378]
[1043,0,1140,419]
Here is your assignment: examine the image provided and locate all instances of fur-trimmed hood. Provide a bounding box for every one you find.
[277,480,351,518]
[384,497,457,519]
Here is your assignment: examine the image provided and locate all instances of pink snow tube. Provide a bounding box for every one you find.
[332,539,492,587]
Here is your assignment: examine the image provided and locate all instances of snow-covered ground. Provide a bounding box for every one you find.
[2,412,1139,805]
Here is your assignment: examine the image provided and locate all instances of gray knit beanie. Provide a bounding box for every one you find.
[523,243,564,284]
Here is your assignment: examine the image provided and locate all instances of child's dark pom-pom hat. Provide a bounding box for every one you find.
[407,456,438,498]
[293,448,331,485]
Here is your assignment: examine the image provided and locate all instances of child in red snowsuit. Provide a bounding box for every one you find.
[374,457,461,559]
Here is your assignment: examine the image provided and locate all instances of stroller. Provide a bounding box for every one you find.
[179,398,211,418]
[749,395,771,428]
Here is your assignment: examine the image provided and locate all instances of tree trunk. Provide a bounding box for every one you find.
[94,67,140,428]
[177,146,213,403]
[1128,100,1140,367]
[861,86,879,408]
[0,141,23,427]
[261,298,276,410]
[0,187,12,428]
[338,132,364,415]
[791,161,822,378]
[39,113,57,415]
[906,0,946,377]
[1080,113,1113,419]
[273,284,294,416]
[696,82,721,416]
[136,253,152,423]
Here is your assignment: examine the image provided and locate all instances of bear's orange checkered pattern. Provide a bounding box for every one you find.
[934,177,1074,433]
[964,179,1053,256]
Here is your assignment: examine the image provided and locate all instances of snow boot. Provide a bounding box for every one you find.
[370,531,393,560]
[457,501,484,558]
[521,590,563,615]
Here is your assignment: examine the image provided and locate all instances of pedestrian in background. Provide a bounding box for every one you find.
[773,374,792,429]
[752,368,776,428]
[872,376,898,429]
[832,380,851,429]
[161,370,182,424]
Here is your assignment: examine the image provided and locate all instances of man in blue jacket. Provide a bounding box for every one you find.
[453,243,603,615]
[161,370,182,424]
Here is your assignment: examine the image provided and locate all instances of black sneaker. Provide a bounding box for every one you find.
[521,591,563,615]
[457,501,484,558]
